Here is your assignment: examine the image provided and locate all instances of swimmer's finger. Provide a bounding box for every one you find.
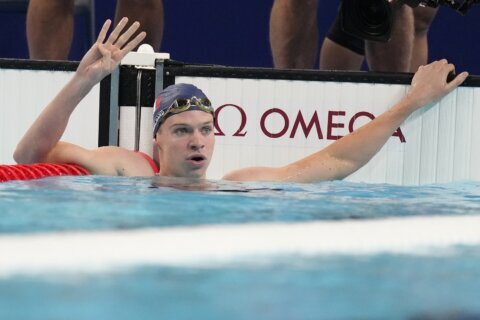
[446,71,469,91]
[96,19,112,44]
[120,31,147,56]
[114,21,141,49]
[106,17,128,45]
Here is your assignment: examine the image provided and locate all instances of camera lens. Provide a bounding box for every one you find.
[341,0,392,42]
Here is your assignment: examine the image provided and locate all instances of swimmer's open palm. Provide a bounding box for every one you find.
[76,18,146,85]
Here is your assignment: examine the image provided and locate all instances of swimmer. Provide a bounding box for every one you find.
[14,19,469,183]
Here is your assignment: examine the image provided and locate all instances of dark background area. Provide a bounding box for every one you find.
[0,0,479,73]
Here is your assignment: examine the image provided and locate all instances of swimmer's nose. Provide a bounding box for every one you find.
[189,131,205,151]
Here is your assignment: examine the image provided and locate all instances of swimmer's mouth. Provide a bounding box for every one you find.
[187,155,207,162]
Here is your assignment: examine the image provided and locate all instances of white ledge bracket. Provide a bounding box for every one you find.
[121,44,170,67]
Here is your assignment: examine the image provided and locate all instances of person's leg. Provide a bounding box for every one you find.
[319,38,364,70]
[410,6,438,72]
[269,0,319,69]
[115,0,164,52]
[365,2,414,72]
[319,9,365,70]
[26,0,75,60]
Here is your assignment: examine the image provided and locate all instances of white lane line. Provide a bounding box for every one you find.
[0,215,479,276]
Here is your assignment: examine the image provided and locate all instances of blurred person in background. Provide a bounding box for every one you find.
[269,0,438,72]
[26,0,164,60]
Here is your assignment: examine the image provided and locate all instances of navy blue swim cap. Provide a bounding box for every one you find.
[152,83,212,137]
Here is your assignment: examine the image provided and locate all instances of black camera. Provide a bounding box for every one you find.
[403,0,479,14]
[340,0,479,42]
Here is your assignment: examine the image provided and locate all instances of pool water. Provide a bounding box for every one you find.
[1,176,480,233]
[1,176,480,319]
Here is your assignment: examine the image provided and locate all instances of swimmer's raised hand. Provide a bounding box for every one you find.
[76,18,147,85]
[406,59,468,110]
[14,18,146,166]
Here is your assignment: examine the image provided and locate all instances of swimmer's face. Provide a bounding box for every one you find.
[154,110,215,179]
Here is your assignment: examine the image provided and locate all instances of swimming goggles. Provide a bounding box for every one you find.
[157,96,214,124]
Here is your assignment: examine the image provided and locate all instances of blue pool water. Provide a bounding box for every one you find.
[2,252,480,320]
[1,176,480,233]
[1,176,480,319]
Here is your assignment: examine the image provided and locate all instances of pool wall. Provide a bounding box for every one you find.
[2,58,480,185]
[107,61,480,184]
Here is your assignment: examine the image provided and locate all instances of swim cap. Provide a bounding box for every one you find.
[152,83,212,137]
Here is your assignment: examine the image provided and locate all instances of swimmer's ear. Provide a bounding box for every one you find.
[152,137,160,151]
[152,141,160,169]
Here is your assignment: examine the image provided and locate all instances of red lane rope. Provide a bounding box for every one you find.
[0,164,90,182]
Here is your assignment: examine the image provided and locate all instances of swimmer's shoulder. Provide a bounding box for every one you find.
[53,144,156,177]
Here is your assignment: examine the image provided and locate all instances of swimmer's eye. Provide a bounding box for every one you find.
[173,127,189,135]
[201,126,213,135]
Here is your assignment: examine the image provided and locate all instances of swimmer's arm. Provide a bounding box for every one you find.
[42,142,155,176]
[14,77,94,164]
[224,60,468,183]
[223,100,416,182]
[14,19,146,165]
